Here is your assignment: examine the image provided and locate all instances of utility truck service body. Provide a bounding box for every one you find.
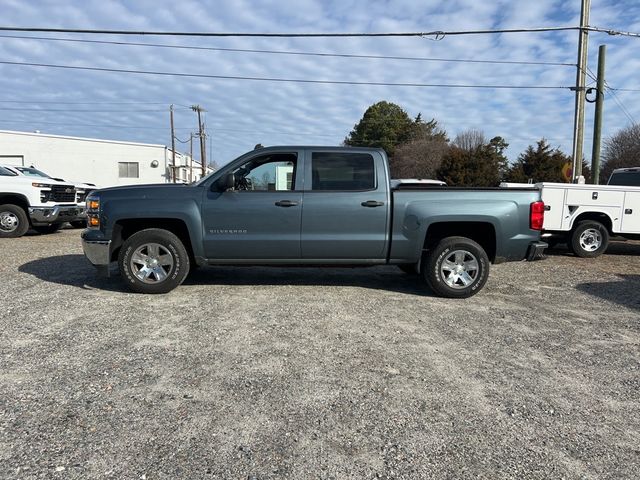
[502,167,640,257]
[82,147,546,298]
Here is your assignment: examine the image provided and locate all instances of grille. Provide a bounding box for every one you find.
[51,184,76,203]
[76,188,94,203]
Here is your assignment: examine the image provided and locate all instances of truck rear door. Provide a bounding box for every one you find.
[300,149,390,259]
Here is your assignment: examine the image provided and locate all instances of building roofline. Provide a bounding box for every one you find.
[0,129,167,148]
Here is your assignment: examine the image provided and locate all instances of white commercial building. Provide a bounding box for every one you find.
[0,130,212,188]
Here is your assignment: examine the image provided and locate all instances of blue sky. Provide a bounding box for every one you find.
[0,0,639,166]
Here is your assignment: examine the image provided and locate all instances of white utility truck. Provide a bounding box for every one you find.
[501,167,640,257]
[0,164,83,238]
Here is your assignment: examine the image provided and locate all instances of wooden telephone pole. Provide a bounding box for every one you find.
[191,105,207,178]
[571,0,591,182]
[590,45,606,185]
[169,104,176,183]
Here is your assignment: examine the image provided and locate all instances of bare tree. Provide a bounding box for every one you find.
[601,124,640,181]
[391,137,449,179]
[452,129,486,151]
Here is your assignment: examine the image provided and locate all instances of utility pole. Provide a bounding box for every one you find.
[189,132,194,183]
[192,105,207,178]
[170,104,176,183]
[591,44,606,185]
[571,0,591,182]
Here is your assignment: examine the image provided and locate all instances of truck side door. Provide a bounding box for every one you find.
[201,151,303,259]
[300,150,390,260]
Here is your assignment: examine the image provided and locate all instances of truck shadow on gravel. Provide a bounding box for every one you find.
[19,254,433,296]
[19,254,129,292]
[184,265,432,296]
[576,274,640,311]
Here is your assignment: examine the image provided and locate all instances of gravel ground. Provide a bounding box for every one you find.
[1,229,639,479]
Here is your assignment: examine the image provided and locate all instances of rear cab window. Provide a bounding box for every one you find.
[310,152,376,191]
[608,171,640,187]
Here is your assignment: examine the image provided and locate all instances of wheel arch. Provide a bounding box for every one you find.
[569,211,614,233]
[423,221,497,262]
[0,194,30,214]
[110,218,195,264]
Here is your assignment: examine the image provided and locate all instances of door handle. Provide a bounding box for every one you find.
[275,200,299,207]
[361,200,384,207]
[626,208,633,214]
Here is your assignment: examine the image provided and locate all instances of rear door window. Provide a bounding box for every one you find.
[311,152,375,191]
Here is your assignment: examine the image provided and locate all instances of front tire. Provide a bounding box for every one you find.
[0,204,29,238]
[423,236,490,298]
[570,220,609,258]
[118,228,190,294]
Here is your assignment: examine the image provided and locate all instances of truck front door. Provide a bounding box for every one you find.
[301,150,390,260]
[202,151,303,259]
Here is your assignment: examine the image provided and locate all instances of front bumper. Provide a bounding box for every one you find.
[526,241,548,261]
[82,238,111,266]
[29,205,86,225]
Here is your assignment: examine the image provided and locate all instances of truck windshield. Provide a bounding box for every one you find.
[0,166,18,176]
[15,167,52,179]
[608,172,640,186]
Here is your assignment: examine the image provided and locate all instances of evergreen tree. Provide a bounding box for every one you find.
[344,101,416,156]
[506,139,571,183]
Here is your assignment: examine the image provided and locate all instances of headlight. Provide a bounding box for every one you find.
[87,197,100,211]
[86,195,100,228]
[32,182,53,188]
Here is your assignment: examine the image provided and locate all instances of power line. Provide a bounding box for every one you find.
[0,34,576,67]
[603,83,637,125]
[586,25,640,38]
[0,106,185,112]
[0,119,192,129]
[0,99,187,105]
[609,87,640,92]
[0,25,585,37]
[0,119,343,137]
[0,60,570,89]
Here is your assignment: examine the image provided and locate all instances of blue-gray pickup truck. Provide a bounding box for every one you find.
[81,146,546,298]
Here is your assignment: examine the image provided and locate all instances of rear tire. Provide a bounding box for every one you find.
[118,228,190,294]
[0,204,29,238]
[423,236,490,298]
[32,223,63,235]
[570,220,609,258]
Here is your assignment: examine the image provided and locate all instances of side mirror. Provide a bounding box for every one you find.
[213,172,235,191]
[224,172,235,190]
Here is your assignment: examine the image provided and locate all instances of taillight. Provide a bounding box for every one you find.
[530,201,544,231]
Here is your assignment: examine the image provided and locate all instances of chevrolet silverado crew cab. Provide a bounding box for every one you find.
[82,146,546,298]
[0,164,81,237]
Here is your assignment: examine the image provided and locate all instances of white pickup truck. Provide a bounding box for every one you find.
[502,167,640,257]
[0,165,85,238]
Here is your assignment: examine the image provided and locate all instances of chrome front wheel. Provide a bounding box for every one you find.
[118,228,190,294]
[0,211,19,233]
[130,243,175,284]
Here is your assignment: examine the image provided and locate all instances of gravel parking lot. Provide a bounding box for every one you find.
[1,229,639,479]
